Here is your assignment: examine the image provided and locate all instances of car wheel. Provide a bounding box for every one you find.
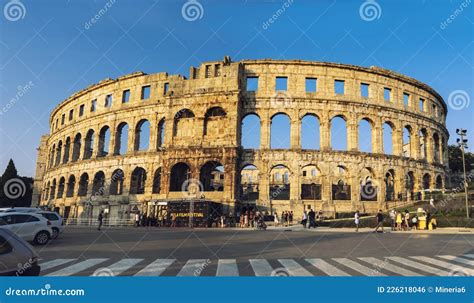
[52,228,59,239]
[34,231,50,245]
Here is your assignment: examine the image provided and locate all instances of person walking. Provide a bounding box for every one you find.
[308,209,316,229]
[373,209,385,233]
[274,212,279,226]
[354,210,360,232]
[289,211,293,226]
[396,211,402,231]
[429,197,436,209]
[403,210,410,231]
[301,211,308,228]
[389,209,396,231]
[97,211,104,231]
[135,212,140,227]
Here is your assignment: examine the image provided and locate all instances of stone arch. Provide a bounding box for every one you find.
[200,161,224,191]
[419,128,428,160]
[330,115,347,151]
[92,171,106,196]
[382,121,395,155]
[170,162,191,192]
[63,137,71,164]
[44,181,50,200]
[110,169,124,195]
[270,113,291,149]
[385,169,395,201]
[358,117,373,153]
[114,122,129,155]
[72,133,82,162]
[55,140,63,166]
[50,178,57,200]
[49,144,55,168]
[422,173,431,190]
[83,129,95,160]
[157,118,165,149]
[204,107,226,136]
[57,176,65,199]
[152,168,162,194]
[78,173,89,196]
[269,164,291,200]
[301,114,320,150]
[332,165,350,200]
[240,164,259,202]
[402,125,412,157]
[134,119,150,151]
[66,175,75,197]
[360,167,377,201]
[173,109,195,137]
[405,171,416,200]
[301,164,322,200]
[241,113,260,149]
[435,174,443,189]
[98,125,111,157]
[130,167,147,194]
[433,132,440,163]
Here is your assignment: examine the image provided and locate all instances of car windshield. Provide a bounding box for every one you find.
[41,213,59,221]
[0,235,13,255]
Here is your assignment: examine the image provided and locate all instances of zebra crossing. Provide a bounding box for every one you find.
[39,254,474,277]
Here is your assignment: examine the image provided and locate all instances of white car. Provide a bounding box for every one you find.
[0,213,53,245]
[0,207,42,213]
[0,228,40,276]
[38,211,64,239]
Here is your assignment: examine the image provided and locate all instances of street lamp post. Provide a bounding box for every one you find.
[456,129,470,219]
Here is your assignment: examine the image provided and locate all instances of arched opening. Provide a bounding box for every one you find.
[83,129,95,160]
[358,118,373,153]
[360,168,377,201]
[44,181,50,200]
[134,119,150,151]
[200,161,224,191]
[301,164,321,200]
[330,115,347,151]
[403,126,412,157]
[405,171,415,200]
[269,165,290,200]
[271,113,291,149]
[419,128,428,160]
[383,122,394,155]
[435,175,443,189]
[50,179,56,200]
[114,122,129,155]
[204,107,226,136]
[241,113,260,149]
[240,164,259,202]
[170,162,191,192]
[173,109,195,137]
[66,175,75,197]
[55,141,62,166]
[385,169,395,201]
[157,119,165,149]
[130,167,147,194]
[301,114,320,150]
[92,171,105,196]
[63,137,70,164]
[72,133,82,162]
[433,132,440,163]
[98,126,111,157]
[422,173,431,190]
[49,145,55,168]
[332,165,350,200]
[57,177,65,199]
[110,169,124,195]
[152,168,162,194]
[78,173,89,196]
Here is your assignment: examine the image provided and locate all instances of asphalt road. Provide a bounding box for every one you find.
[35,227,474,276]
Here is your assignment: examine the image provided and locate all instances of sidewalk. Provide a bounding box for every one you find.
[267,225,474,234]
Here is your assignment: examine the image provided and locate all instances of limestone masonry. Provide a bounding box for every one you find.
[33,57,448,221]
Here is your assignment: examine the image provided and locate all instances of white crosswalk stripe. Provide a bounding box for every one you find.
[134,259,175,276]
[46,258,108,276]
[216,259,239,276]
[358,257,421,276]
[333,258,385,276]
[437,255,474,266]
[249,259,274,276]
[177,259,209,276]
[306,258,349,276]
[410,256,474,275]
[99,258,143,276]
[464,254,474,259]
[278,259,312,276]
[387,257,449,276]
[40,259,75,271]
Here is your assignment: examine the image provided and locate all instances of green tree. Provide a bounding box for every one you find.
[448,145,474,173]
[0,159,33,207]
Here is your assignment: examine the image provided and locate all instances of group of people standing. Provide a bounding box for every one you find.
[273,211,294,226]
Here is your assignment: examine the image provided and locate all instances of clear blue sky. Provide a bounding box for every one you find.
[0,0,473,176]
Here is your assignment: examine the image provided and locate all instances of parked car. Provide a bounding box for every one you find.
[0,213,52,245]
[0,207,42,213]
[0,228,40,276]
[38,211,64,239]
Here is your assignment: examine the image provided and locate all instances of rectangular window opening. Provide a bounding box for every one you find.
[79,104,84,117]
[361,83,369,98]
[419,98,425,112]
[384,88,391,102]
[246,76,258,92]
[141,86,150,100]
[276,76,288,91]
[305,78,317,93]
[403,92,410,107]
[122,90,130,103]
[105,94,112,108]
[164,83,169,94]
[334,80,345,95]
[91,99,97,112]
[69,109,74,121]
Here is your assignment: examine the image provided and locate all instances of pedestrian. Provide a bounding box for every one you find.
[373,209,384,233]
[354,210,360,232]
[135,212,140,227]
[301,210,308,228]
[281,212,285,227]
[396,211,402,231]
[411,215,418,230]
[389,209,396,231]
[170,213,177,228]
[244,211,249,228]
[274,212,279,226]
[429,197,436,209]
[403,209,410,231]
[289,211,293,226]
[97,211,103,231]
[308,209,316,229]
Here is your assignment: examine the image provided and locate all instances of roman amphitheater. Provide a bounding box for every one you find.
[33,56,448,222]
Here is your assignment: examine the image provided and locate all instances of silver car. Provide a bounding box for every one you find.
[0,228,40,276]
